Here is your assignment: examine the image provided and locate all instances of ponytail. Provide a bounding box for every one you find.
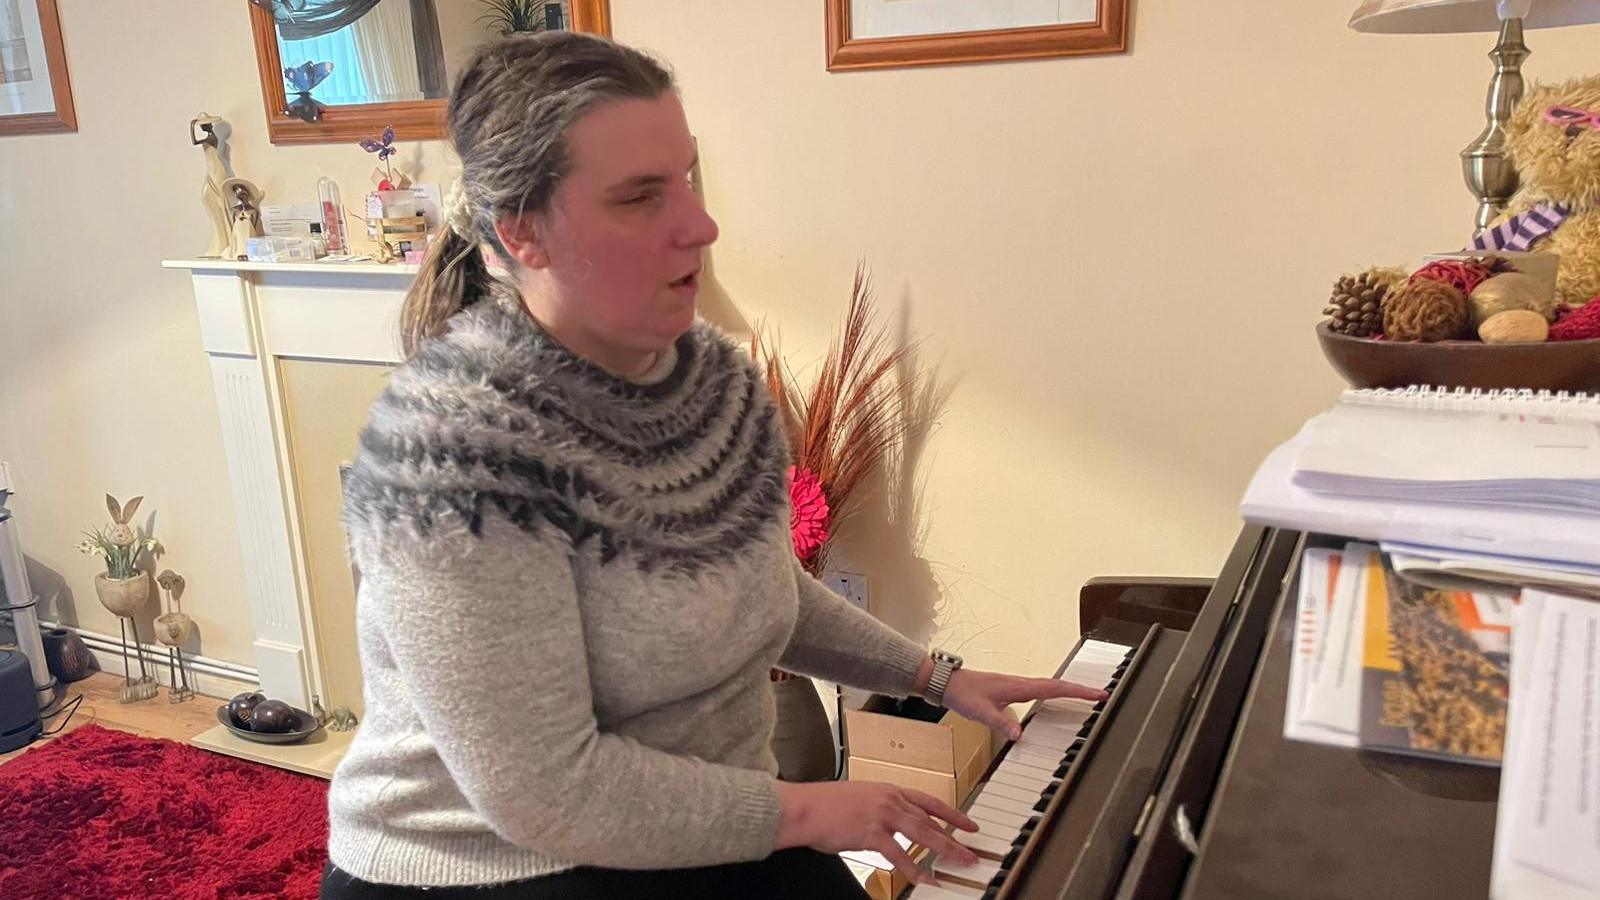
[400,225,490,359]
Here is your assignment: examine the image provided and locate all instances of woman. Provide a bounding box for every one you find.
[323,30,1105,899]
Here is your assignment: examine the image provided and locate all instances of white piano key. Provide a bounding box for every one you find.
[954,828,1017,859]
[909,883,984,900]
[1007,745,1067,771]
[998,754,1056,777]
[980,779,1044,805]
[990,765,1054,793]
[994,759,1057,788]
[1021,721,1082,747]
[1016,732,1073,755]
[969,804,1031,832]
[933,855,1004,886]
[969,816,1016,839]
[971,791,1039,819]
[1039,697,1097,714]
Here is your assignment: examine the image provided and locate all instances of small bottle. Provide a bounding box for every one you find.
[317,176,346,255]
[308,223,328,258]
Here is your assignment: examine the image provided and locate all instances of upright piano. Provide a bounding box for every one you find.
[906,525,1501,900]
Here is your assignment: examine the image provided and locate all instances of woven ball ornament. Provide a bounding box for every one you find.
[1409,259,1496,296]
[1383,279,1470,342]
[1550,300,1600,341]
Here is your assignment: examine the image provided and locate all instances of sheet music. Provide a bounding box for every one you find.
[1505,590,1600,892]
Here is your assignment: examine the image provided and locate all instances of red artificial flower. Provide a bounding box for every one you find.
[788,466,830,562]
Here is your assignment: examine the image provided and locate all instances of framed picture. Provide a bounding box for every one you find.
[826,0,1128,72]
[0,0,75,135]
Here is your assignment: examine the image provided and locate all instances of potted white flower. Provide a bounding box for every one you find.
[78,494,163,616]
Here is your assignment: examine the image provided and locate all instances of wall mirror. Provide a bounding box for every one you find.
[248,1,611,145]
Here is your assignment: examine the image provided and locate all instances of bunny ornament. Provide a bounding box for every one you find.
[84,494,161,701]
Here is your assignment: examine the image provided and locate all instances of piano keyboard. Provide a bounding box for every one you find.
[907,639,1136,899]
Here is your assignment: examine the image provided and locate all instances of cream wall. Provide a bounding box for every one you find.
[2,2,1597,675]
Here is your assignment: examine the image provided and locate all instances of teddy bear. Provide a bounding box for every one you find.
[1474,75,1600,308]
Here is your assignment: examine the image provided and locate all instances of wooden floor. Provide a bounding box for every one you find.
[0,672,221,765]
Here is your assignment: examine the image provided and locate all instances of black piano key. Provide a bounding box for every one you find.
[1002,846,1022,869]
[1054,764,1070,778]
[1093,700,1107,712]
[982,886,1002,900]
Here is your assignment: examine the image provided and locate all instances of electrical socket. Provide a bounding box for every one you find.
[825,570,869,613]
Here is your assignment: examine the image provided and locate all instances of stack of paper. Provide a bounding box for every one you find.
[1292,402,1600,516]
[1491,589,1600,899]
[1242,425,1600,566]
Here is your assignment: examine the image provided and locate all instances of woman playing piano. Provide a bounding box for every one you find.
[321,30,1105,900]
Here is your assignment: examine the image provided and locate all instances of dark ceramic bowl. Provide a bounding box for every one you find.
[214,704,322,745]
[1316,322,1600,392]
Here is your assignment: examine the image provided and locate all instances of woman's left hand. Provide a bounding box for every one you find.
[940,669,1109,741]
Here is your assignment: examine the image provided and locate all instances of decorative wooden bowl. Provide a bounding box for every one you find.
[1316,322,1600,392]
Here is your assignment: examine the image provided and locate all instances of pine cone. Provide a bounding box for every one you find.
[1384,279,1470,342]
[1324,268,1403,337]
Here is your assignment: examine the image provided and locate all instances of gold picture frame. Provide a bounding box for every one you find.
[825,0,1129,72]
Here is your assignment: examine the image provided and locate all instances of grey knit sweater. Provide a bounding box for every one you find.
[326,296,930,887]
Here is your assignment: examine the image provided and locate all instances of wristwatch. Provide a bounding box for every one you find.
[924,649,964,708]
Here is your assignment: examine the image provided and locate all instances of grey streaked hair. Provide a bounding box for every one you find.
[400,31,675,358]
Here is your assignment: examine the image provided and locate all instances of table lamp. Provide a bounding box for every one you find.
[1350,0,1600,231]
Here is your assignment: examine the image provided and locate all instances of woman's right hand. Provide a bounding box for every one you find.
[774,780,980,887]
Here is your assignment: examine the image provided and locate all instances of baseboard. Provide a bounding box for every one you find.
[39,620,259,701]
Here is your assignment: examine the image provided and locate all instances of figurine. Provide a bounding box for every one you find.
[191,114,233,259]
[223,178,265,261]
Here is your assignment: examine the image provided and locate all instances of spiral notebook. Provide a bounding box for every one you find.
[1292,387,1600,516]
[1242,387,1600,566]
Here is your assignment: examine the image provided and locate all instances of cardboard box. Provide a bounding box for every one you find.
[844,696,997,808]
[861,846,926,900]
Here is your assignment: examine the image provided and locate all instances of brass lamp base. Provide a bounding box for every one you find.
[1461,17,1527,233]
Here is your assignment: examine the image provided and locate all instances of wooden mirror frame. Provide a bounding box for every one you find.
[825,0,1127,72]
[249,1,611,145]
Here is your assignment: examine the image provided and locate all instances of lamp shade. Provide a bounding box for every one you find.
[1350,0,1600,33]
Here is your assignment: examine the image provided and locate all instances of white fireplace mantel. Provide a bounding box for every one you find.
[163,258,417,713]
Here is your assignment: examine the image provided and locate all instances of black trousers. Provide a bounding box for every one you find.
[319,849,870,899]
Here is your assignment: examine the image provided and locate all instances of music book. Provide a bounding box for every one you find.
[1291,386,1600,515]
[1356,563,1513,766]
[1242,388,1600,566]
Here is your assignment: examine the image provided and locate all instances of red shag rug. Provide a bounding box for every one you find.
[0,724,328,899]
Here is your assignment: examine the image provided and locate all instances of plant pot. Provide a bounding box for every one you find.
[771,675,837,782]
[94,573,148,617]
[40,628,94,683]
[153,612,193,647]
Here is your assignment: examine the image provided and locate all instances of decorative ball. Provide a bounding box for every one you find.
[1468,272,1557,328]
[249,699,296,734]
[1478,309,1549,344]
[1383,279,1470,342]
[227,691,266,729]
[1550,300,1600,341]
[1410,259,1495,296]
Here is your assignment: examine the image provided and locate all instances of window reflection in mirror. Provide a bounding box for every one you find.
[269,0,574,108]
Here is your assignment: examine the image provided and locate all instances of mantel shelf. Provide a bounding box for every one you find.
[163,258,420,277]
